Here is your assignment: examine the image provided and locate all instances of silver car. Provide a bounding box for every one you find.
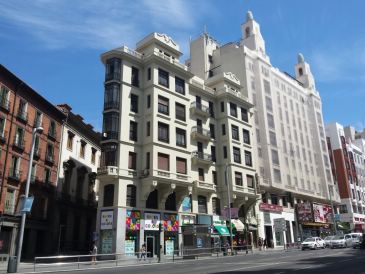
[324,236,335,248]
[331,235,352,248]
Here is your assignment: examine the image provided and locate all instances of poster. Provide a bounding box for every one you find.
[126,210,141,230]
[313,203,332,223]
[100,230,113,254]
[144,213,161,230]
[163,214,179,231]
[296,202,313,223]
[101,210,113,230]
[165,240,174,255]
[181,196,191,212]
[182,215,195,225]
[124,240,135,256]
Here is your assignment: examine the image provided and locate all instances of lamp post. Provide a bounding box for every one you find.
[225,164,233,254]
[328,185,338,235]
[16,126,43,271]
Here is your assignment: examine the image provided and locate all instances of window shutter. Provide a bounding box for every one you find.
[176,158,186,174]
[158,153,169,171]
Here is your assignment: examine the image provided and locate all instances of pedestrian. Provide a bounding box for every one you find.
[258,237,263,251]
[90,242,97,265]
[140,243,147,261]
[263,238,267,250]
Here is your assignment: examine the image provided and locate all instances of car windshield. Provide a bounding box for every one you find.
[324,236,334,240]
[333,235,344,240]
[304,237,315,242]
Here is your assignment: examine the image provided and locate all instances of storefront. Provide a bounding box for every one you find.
[125,210,141,256]
[163,213,179,255]
[100,210,114,254]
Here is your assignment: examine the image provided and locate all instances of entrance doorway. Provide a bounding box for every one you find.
[264,225,273,248]
[146,236,154,258]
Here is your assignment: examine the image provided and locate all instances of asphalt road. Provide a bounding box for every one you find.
[21,248,365,274]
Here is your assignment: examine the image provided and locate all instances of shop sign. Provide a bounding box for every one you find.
[163,214,179,231]
[126,210,141,231]
[144,213,161,230]
[124,240,135,256]
[100,210,113,230]
[222,208,239,218]
[100,230,113,254]
[313,203,332,223]
[182,215,195,225]
[165,240,174,255]
[259,203,283,213]
[296,202,313,223]
[273,218,286,232]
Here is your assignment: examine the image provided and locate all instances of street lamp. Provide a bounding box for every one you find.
[225,164,233,254]
[328,185,338,235]
[16,126,43,271]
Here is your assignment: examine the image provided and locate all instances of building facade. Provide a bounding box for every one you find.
[0,64,65,258]
[188,11,340,246]
[53,104,101,254]
[326,123,365,232]
[97,33,258,256]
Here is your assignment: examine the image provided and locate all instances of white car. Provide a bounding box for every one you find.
[331,235,351,248]
[301,237,325,250]
[324,236,335,248]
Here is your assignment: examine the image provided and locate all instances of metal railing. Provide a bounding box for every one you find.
[191,151,212,162]
[191,126,211,138]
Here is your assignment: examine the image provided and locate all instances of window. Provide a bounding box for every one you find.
[158,153,169,171]
[129,121,138,141]
[209,101,214,117]
[223,146,227,159]
[175,76,185,95]
[233,147,241,163]
[67,131,74,150]
[208,54,213,63]
[175,103,186,121]
[146,67,151,81]
[212,197,221,215]
[10,155,20,179]
[44,168,51,184]
[241,107,248,122]
[212,171,217,185]
[211,146,216,162]
[105,58,121,81]
[146,121,150,137]
[103,184,114,207]
[130,94,139,113]
[34,110,42,127]
[158,122,169,143]
[48,120,56,138]
[0,86,9,110]
[158,96,169,115]
[128,152,137,170]
[104,83,120,110]
[14,126,24,148]
[222,124,226,135]
[176,128,186,147]
[91,148,96,164]
[245,151,252,166]
[4,189,15,214]
[131,66,139,87]
[198,168,204,181]
[80,141,86,158]
[243,129,250,144]
[231,125,239,141]
[273,169,281,183]
[17,99,27,121]
[247,175,254,188]
[299,68,303,76]
[102,143,118,166]
[271,194,278,205]
[235,172,243,186]
[176,157,187,174]
[271,150,279,165]
[147,95,151,108]
[263,79,271,95]
[158,68,169,87]
[0,116,5,137]
[267,113,275,129]
[210,124,215,139]
[230,103,237,117]
[220,101,225,112]
[126,185,137,207]
[146,152,150,169]
[269,131,277,147]
[198,195,207,213]
[46,143,54,162]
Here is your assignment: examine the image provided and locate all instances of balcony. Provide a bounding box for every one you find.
[194,180,216,192]
[33,148,42,159]
[8,169,22,181]
[190,102,210,118]
[0,98,10,112]
[97,166,119,177]
[216,87,251,104]
[191,151,213,165]
[191,126,211,141]
[4,203,15,215]
[104,101,120,111]
[33,120,43,128]
[0,130,7,143]
[16,110,28,123]
[13,137,25,151]
[48,130,57,140]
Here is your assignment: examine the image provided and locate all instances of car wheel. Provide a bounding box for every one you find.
[314,245,317,250]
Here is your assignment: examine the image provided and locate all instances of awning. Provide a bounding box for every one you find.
[214,225,231,236]
[231,219,245,231]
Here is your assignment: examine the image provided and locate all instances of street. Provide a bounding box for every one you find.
[22,248,365,274]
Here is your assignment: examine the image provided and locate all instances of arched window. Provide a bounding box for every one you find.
[103,184,114,207]
[298,68,303,76]
[212,197,221,215]
[198,195,207,213]
[245,27,250,38]
[126,185,137,207]
[146,189,158,209]
[165,192,176,211]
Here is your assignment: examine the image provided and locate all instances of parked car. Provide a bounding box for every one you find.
[348,233,363,247]
[301,237,325,250]
[352,234,364,249]
[324,236,335,248]
[331,235,352,248]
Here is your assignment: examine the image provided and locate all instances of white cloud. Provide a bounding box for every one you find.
[0,0,213,51]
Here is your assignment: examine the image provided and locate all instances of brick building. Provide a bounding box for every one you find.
[0,64,66,258]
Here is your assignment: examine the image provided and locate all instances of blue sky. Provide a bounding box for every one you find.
[1,0,365,131]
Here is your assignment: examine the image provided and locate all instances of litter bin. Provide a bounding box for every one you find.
[7,256,17,273]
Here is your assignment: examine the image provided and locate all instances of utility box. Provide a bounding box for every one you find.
[7,256,17,273]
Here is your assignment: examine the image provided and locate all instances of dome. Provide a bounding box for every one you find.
[246,11,253,21]
[298,53,305,63]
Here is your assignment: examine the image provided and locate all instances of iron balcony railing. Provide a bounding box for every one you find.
[0,98,10,111]
[191,126,211,138]
[48,129,57,139]
[105,72,121,82]
[13,136,25,150]
[9,169,22,181]
[190,102,210,114]
[191,151,212,162]
[17,110,28,122]
[104,101,120,110]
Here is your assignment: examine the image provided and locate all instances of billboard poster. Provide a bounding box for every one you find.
[181,196,191,212]
[100,210,113,230]
[144,212,161,230]
[165,240,174,255]
[124,240,135,256]
[313,203,333,223]
[126,210,141,230]
[100,230,113,254]
[296,202,313,223]
[163,214,179,231]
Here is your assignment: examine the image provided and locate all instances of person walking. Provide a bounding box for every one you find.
[91,242,97,265]
[140,243,147,261]
[258,237,263,251]
[263,238,267,250]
